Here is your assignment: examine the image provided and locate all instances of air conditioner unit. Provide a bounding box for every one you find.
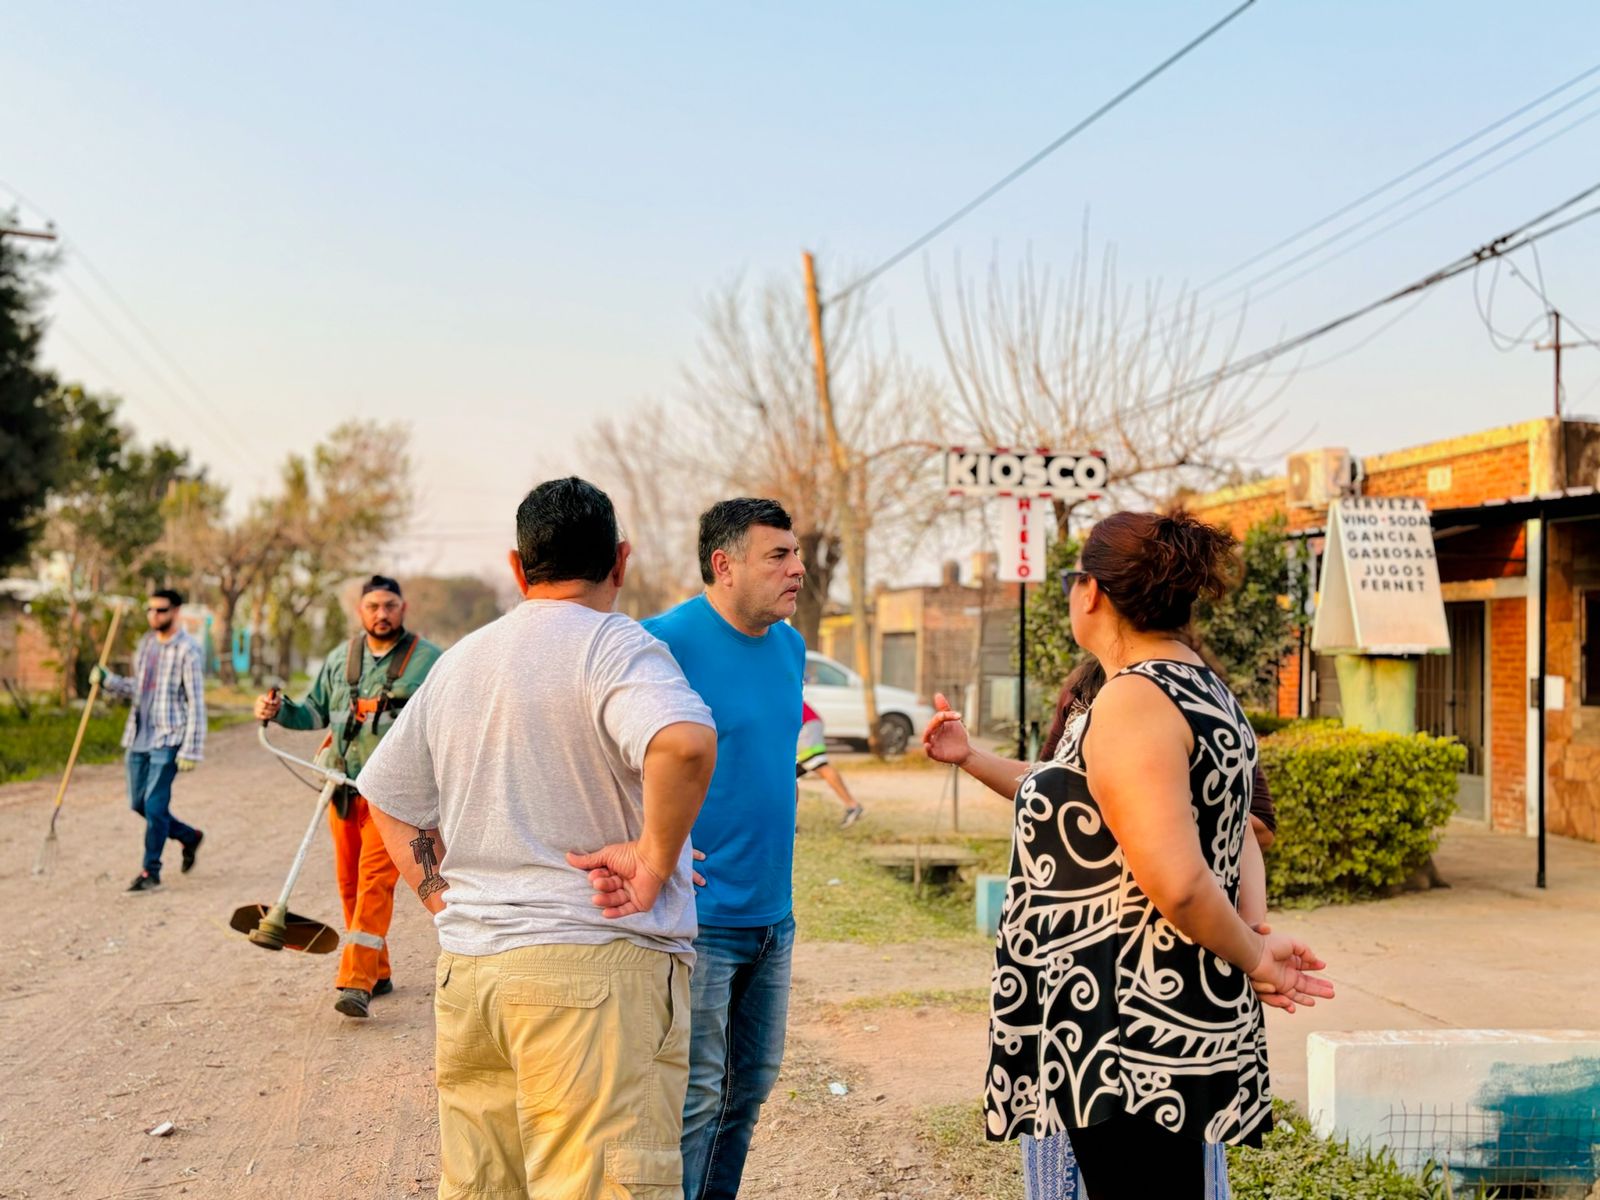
[1287,449,1359,509]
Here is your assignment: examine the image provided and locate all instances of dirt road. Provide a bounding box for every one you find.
[0,727,1000,1199]
[5,726,1597,1199]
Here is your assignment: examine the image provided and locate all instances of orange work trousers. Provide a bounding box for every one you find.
[326,793,400,992]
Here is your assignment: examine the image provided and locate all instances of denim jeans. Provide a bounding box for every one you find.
[126,747,199,876]
[681,914,795,1200]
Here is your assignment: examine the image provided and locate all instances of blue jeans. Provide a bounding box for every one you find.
[126,747,199,876]
[681,914,795,1200]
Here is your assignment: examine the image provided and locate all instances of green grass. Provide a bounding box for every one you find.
[0,703,253,785]
[919,1102,1023,1200]
[836,987,990,1015]
[793,798,1006,944]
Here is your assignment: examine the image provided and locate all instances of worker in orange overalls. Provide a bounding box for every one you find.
[254,575,442,1019]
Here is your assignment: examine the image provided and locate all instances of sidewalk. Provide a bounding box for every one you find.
[1262,819,1600,1104]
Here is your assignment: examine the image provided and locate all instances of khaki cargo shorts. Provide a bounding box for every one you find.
[434,939,691,1199]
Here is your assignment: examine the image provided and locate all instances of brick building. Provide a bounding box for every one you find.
[0,581,59,695]
[818,559,1028,735]
[1192,416,1600,844]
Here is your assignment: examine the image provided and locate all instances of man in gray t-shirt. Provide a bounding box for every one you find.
[361,477,716,1200]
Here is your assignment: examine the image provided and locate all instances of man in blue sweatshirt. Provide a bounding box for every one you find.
[644,498,806,1200]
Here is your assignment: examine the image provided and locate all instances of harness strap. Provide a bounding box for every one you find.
[344,632,419,743]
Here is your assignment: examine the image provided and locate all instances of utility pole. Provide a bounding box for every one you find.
[1536,309,1599,485]
[803,251,883,754]
[1535,309,1600,421]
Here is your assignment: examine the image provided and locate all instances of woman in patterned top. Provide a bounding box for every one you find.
[923,510,1333,1199]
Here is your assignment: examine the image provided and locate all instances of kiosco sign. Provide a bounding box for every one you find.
[1311,497,1450,655]
[944,447,1108,498]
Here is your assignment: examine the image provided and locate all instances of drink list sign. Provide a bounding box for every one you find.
[1311,497,1451,655]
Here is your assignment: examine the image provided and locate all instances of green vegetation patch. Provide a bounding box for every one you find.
[1260,725,1465,905]
[919,1102,1023,1200]
[0,703,249,785]
[1229,1102,1496,1200]
[836,987,989,1015]
[793,800,1002,944]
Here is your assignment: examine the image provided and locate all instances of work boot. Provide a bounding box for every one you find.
[126,872,162,893]
[371,978,394,999]
[334,988,371,1019]
[181,831,204,874]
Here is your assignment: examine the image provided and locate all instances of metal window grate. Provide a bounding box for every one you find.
[1380,1103,1600,1197]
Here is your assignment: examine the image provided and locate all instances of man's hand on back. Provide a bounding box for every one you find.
[567,842,672,918]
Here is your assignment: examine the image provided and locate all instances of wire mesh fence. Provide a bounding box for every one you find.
[1380,1103,1600,1198]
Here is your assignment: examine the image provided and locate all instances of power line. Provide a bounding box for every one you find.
[0,177,262,478]
[827,0,1259,303]
[1173,97,1600,345]
[1200,83,1600,315]
[1193,60,1600,298]
[1162,180,1600,402]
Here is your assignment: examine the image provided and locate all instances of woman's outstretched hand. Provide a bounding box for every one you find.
[922,693,972,766]
[1247,926,1334,1015]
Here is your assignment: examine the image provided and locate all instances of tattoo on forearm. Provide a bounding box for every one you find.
[411,829,448,900]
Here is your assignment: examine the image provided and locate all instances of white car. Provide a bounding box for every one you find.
[803,651,935,756]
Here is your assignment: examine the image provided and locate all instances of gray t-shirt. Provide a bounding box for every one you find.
[357,599,715,961]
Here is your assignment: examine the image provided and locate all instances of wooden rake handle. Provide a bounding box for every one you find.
[46,601,126,826]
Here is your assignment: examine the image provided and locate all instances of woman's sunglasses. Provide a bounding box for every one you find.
[1059,569,1089,598]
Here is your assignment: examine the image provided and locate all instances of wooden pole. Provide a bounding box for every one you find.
[803,251,883,753]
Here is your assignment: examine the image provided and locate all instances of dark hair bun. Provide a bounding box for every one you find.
[1080,509,1238,632]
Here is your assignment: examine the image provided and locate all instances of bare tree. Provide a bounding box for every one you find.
[579,403,707,621]
[684,272,938,650]
[927,241,1286,532]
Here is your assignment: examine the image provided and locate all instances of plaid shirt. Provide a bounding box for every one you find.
[103,630,207,763]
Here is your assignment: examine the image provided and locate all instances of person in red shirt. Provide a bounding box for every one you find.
[796,700,864,828]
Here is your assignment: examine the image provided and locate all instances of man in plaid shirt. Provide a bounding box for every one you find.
[93,588,208,893]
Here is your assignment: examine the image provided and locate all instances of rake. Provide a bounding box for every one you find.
[33,601,126,876]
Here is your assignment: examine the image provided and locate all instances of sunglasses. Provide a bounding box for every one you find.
[146,606,172,615]
[1060,569,1089,598]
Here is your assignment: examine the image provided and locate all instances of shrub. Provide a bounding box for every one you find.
[1228,1101,1483,1199]
[1259,724,1464,903]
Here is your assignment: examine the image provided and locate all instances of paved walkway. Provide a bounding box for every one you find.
[1261,819,1600,1104]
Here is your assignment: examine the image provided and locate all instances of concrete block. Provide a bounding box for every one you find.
[975,873,1006,937]
[1308,1029,1600,1177]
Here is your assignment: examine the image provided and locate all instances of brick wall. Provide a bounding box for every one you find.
[1489,597,1528,833]
[1275,649,1302,719]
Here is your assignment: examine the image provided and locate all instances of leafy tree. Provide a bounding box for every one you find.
[1193,515,1299,711]
[1021,533,1084,710]
[36,386,193,698]
[1022,515,1305,719]
[0,219,64,569]
[402,575,504,647]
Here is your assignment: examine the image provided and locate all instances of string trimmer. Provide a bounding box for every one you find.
[229,695,343,954]
[33,601,125,876]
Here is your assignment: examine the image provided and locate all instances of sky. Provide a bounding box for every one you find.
[4,1,1599,585]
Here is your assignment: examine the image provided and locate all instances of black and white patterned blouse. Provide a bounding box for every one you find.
[985,658,1271,1147]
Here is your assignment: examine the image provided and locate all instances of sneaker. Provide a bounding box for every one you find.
[333,988,371,1019]
[181,831,204,874]
[126,872,162,893]
[839,804,865,829]
[371,978,394,999]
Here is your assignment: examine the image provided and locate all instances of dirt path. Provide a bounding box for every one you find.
[0,730,1003,1200]
[6,733,1594,1199]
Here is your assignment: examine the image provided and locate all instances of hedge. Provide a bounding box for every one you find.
[1258,724,1465,903]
